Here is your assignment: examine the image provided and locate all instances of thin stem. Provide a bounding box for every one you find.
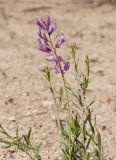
[49,36,71,117]
[49,81,57,104]
[82,104,86,160]
[49,80,61,128]
[0,125,14,141]
[48,35,72,155]
[21,148,35,160]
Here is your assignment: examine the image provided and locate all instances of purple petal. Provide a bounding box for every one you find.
[64,62,70,71]
[35,18,46,30]
[56,56,64,62]
[43,33,48,42]
[37,28,48,42]
[55,33,65,48]
[55,63,65,74]
[38,28,45,40]
[40,44,52,53]
[48,23,57,35]
[47,56,55,62]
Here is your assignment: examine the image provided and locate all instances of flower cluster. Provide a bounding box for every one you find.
[36,16,70,73]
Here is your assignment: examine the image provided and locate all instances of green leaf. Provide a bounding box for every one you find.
[87,98,95,108]
[86,153,91,160]
[44,67,51,82]
[27,128,32,140]
[86,134,93,150]
[62,148,70,159]
[85,55,90,77]
[58,87,63,103]
[0,140,12,148]
[97,130,102,155]
[69,42,77,60]
[36,143,42,152]
[35,143,42,156]
[24,135,29,146]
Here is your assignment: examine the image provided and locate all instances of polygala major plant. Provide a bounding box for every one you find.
[35,16,106,160]
[0,16,112,160]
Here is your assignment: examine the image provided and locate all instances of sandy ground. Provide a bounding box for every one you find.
[0,0,116,159]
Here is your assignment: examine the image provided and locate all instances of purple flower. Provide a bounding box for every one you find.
[64,62,70,71]
[47,55,55,62]
[38,28,48,42]
[37,39,52,53]
[36,18,46,30]
[47,55,64,64]
[55,33,65,48]
[55,61,70,73]
[56,56,64,62]
[46,16,57,35]
[48,23,57,35]
[55,64,62,73]
[40,44,52,53]
[36,16,56,36]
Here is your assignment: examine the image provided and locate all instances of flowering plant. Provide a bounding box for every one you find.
[0,16,113,160]
[35,16,105,160]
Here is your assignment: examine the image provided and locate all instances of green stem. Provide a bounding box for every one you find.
[21,148,35,160]
[49,81,57,104]
[82,104,86,160]
[49,35,72,155]
[49,36,71,117]
[49,79,61,128]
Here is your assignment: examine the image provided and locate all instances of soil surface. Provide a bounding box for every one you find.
[0,0,116,159]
